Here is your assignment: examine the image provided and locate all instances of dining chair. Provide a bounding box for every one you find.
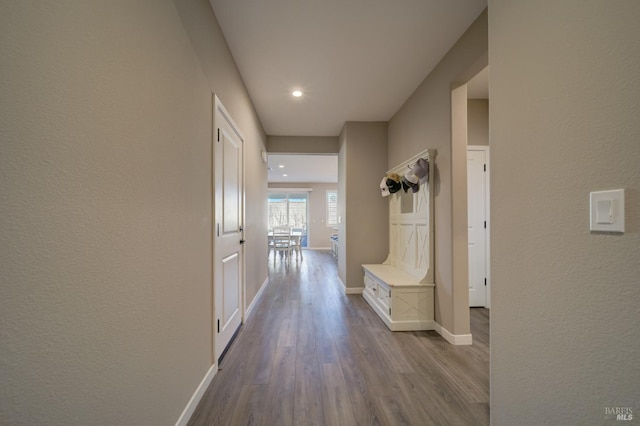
[290,227,304,260]
[271,226,292,260]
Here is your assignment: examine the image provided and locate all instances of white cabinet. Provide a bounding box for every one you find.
[362,264,435,331]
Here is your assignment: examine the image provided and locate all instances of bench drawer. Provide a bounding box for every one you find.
[362,265,435,331]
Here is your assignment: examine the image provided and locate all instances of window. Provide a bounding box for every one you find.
[268,192,308,246]
[326,190,338,226]
[268,193,288,228]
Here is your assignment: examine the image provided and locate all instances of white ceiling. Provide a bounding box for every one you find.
[268,154,338,183]
[209,0,487,137]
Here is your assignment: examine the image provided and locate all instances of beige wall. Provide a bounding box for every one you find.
[173,0,268,315]
[338,129,348,282]
[388,10,488,334]
[0,1,267,424]
[468,99,489,146]
[268,183,338,249]
[451,84,472,332]
[338,122,389,288]
[490,1,640,424]
[267,135,339,153]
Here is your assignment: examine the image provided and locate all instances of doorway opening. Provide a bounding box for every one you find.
[451,63,490,345]
[266,154,338,253]
[466,66,490,309]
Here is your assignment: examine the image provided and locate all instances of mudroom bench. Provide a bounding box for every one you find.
[362,149,436,332]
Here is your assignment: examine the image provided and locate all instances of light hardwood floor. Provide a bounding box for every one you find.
[188,250,489,426]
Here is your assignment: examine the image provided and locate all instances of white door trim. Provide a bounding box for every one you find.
[467,145,490,309]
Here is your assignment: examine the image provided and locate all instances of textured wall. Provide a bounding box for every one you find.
[490,1,640,424]
[468,99,489,146]
[0,1,267,424]
[172,0,269,332]
[338,129,348,283]
[388,10,487,334]
[339,122,389,288]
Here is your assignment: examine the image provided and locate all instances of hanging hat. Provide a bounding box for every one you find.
[387,172,402,182]
[380,176,390,197]
[402,170,420,193]
[385,173,402,194]
[387,178,401,194]
[407,181,420,193]
[404,170,419,184]
[412,158,430,182]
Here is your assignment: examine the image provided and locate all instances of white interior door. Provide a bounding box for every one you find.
[214,96,244,364]
[467,147,489,307]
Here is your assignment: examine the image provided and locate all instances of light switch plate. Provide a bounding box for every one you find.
[596,199,613,224]
[590,189,624,232]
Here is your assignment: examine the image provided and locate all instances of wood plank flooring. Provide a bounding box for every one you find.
[188,250,489,426]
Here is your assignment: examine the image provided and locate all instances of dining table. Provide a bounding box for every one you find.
[268,229,304,259]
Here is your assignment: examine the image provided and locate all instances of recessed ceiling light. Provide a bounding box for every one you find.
[278,164,285,168]
[282,174,288,177]
[292,90,302,98]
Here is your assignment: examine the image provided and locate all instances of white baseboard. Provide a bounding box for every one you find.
[433,322,473,345]
[175,363,217,426]
[176,277,271,426]
[337,277,364,294]
[245,276,269,320]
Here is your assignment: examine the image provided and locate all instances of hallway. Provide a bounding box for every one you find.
[189,250,489,425]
